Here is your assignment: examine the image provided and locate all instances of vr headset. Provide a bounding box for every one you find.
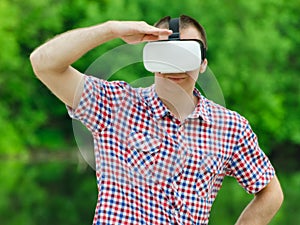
[143,17,206,73]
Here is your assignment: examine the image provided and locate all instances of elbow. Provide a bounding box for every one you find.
[30,49,68,78]
[273,176,284,209]
[270,177,284,212]
[256,175,284,211]
[272,187,284,217]
[30,50,44,78]
[277,186,284,209]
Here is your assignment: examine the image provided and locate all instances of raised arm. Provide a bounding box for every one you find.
[235,175,284,225]
[30,21,172,108]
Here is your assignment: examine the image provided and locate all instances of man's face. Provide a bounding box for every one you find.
[154,26,207,92]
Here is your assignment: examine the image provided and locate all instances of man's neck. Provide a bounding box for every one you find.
[155,83,198,122]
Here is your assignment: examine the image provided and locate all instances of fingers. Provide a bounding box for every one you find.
[140,24,172,42]
[135,21,171,36]
[142,34,161,42]
[142,33,170,42]
[143,24,172,36]
[117,21,173,44]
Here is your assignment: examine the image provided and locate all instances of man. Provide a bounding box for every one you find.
[30,15,283,225]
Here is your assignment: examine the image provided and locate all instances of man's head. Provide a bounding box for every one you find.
[151,15,208,94]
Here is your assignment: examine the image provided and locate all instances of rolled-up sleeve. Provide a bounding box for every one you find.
[227,120,275,194]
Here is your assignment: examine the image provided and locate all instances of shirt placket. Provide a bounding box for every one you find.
[156,118,194,224]
[155,180,195,225]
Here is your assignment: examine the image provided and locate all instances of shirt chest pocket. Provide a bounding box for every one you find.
[126,132,162,178]
[195,155,225,199]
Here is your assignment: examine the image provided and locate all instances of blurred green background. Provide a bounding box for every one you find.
[0,0,299,224]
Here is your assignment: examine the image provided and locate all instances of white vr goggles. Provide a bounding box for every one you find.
[143,18,206,73]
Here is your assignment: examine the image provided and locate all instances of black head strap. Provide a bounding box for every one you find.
[168,18,180,40]
[167,17,206,61]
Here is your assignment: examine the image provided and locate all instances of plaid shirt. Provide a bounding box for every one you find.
[68,75,275,225]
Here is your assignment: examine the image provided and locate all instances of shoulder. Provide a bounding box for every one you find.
[83,75,134,93]
[84,75,130,89]
[83,75,149,100]
[202,96,248,129]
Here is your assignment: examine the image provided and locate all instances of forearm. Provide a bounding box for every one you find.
[30,20,171,75]
[235,176,283,225]
[30,21,116,73]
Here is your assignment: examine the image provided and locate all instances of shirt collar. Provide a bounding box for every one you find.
[189,88,212,123]
[143,85,170,120]
[143,85,212,123]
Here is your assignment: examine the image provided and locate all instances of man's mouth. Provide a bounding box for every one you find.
[156,72,188,83]
[165,76,187,82]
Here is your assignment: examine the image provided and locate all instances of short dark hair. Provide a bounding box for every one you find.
[154,15,208,49]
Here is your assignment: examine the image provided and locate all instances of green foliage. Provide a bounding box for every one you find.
[0,0,299,224]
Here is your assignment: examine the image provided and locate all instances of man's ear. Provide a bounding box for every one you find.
[199,58,208,73]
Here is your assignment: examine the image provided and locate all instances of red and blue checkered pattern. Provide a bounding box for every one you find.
[67,75,275,225]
